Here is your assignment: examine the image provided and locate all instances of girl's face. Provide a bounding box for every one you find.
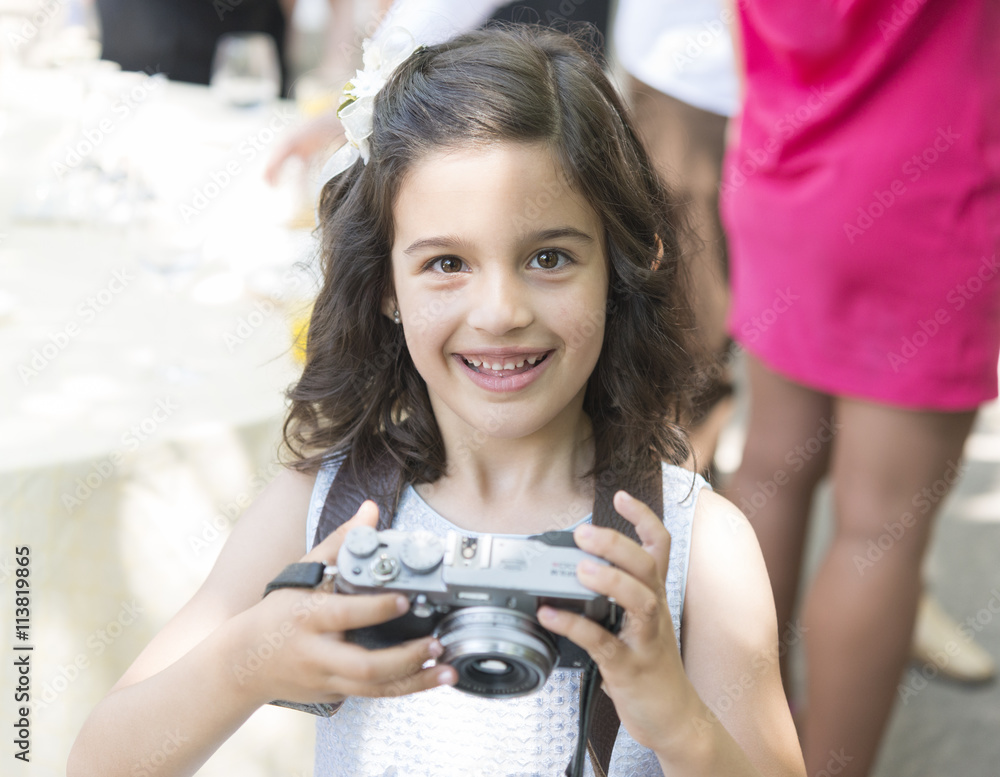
[389,142,608,444]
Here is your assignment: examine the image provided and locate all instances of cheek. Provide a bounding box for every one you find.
[401,293,460,371]
[558,290,608,361]
[412,295,457,334]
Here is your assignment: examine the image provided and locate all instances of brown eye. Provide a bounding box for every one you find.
[530,250,569,270]
[435,256,465,273]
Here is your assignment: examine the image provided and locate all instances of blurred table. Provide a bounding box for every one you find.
[0,65,317,776]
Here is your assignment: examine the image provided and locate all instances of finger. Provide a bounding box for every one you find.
[308,590,410,633]
[322,636,458,698]
[264,144,298,186]
[607,490,673,583]
[613,490,672,553]
[537,607,624,671]
[303,500,380,564]
[263,153,285,186]
[573,558,663,627]
[572,521,663,594]
[326,635,448,688]
[340,663,457,699]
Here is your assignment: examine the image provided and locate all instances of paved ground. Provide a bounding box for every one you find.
[715,365,1000,777]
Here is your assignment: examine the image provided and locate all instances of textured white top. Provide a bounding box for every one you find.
[305,461,708,777]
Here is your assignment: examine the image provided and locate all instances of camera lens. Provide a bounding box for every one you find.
[435,606,557,697]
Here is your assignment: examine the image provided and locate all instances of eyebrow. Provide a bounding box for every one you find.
[402,227,595,256]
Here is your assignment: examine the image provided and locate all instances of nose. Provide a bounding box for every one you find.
[466,266,533,335]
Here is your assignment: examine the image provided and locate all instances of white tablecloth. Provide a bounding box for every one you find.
[1,65,317,776]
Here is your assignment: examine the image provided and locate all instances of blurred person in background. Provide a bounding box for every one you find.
[722,2,1000,776]
[613,0,738,475]
[95,0,394,96]
[96,0,292,91]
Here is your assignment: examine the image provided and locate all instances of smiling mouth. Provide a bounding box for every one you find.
[459,352,551,376]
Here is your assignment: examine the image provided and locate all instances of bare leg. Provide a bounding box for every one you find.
[725,356,834,692]
[802,399,975,776]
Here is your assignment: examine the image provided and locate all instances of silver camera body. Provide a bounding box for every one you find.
[334,526,620,697]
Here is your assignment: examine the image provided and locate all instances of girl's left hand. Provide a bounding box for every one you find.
[537,489,694,751]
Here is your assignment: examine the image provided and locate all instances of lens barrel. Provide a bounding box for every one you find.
[435,606,558,697]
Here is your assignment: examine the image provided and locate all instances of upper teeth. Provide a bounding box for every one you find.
[465,355,542,370]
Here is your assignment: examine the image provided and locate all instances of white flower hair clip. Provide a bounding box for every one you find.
[320,28,422,184]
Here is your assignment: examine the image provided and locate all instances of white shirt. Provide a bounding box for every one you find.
[375,0,739,116]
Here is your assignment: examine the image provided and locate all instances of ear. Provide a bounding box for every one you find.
[380,297,397,322]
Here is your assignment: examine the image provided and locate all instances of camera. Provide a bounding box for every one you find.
[331,526,621,698]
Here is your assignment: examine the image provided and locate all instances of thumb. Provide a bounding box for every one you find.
[303,500,380,563]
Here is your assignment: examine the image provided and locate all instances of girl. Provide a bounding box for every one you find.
[70,27,805,777]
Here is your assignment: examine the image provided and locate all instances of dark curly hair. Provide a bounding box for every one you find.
[283,25,704,501]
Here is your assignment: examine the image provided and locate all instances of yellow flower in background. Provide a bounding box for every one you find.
[289,303,312,365]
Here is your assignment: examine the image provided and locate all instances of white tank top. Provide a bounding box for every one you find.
[305,461,708,777]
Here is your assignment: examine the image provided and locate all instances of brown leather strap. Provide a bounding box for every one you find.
[587,462,663,775]
[313,453,664,776]
[313,454,398,547]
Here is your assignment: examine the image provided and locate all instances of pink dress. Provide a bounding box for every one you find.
[721,0,1000,410]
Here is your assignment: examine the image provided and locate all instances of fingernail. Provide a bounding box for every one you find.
[537,606,558,625]
[396,596,410,614]
[437,668,456,686]
[427,639,443,659]
[579,560,600,576]
[575,523,594,540]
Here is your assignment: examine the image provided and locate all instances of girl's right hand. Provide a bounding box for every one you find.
[229,501,457,708]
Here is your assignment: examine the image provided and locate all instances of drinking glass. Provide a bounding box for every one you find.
[210,32,281,107]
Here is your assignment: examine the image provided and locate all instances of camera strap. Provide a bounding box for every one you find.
[313,454,664,777]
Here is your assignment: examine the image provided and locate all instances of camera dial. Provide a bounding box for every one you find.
[400,531,445,574]
[344,525,381,558]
